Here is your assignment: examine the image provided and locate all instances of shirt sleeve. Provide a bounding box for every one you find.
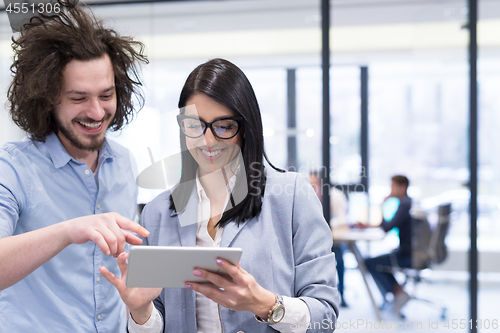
[271,296,311,333]
[127,307,163,333]
[0,149,25,238]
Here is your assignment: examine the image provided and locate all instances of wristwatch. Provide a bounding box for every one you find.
[255,294,285,324]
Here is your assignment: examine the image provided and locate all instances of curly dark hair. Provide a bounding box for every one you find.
[8,0,148,141]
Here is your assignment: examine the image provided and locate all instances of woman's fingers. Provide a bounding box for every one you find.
[185,282,229,307]
[213,258,246,283]
[99,266,121,289]
[116,252,129,278]
[186,259,275,315]
[186,259,246,295]
[190,267,234,289]
[99,252,128,292]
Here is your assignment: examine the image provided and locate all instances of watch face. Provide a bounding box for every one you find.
[271,305,285,323]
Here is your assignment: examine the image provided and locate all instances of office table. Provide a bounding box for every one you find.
[332,226,386,321]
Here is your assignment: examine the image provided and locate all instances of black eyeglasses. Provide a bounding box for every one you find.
[177,115,244,140]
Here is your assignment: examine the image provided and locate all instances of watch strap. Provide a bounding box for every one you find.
[254,294,285,324]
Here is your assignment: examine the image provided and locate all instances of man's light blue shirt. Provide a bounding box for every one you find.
[0,132,138,332]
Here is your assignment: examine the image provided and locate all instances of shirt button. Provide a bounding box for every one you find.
[96,204,101,210]
[85,170,90,175]
[97,314,101,320]
[96,276,100,283]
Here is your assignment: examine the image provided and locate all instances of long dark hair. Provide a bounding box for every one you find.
[170,58,283,227]
[8,0,148,141]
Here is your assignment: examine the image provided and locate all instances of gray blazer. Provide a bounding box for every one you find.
[140,169,339,333]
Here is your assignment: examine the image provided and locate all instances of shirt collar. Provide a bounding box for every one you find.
[97,139,116,167]
[45,132,115,169]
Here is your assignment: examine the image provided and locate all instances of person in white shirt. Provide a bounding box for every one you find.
[101,58,339,333]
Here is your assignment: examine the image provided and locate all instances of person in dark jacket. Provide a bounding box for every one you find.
[358,175,412,315]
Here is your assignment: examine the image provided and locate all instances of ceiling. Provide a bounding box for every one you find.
[1,0,500,66]
[3,0,497,25]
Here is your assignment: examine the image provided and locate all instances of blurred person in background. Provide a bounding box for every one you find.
[356,175,412,315]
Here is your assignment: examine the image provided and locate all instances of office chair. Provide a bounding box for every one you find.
[385,203,451,318]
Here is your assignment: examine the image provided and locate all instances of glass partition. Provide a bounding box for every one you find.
[331,0,471,331]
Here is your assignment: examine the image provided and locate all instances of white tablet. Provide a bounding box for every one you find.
[126,246,243,288]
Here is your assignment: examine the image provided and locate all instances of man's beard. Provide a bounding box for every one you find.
[55,115,111,152]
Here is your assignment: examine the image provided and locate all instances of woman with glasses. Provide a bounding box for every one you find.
[101,58,339,333]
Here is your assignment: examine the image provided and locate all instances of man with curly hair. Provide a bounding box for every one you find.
[0,2,149,331]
